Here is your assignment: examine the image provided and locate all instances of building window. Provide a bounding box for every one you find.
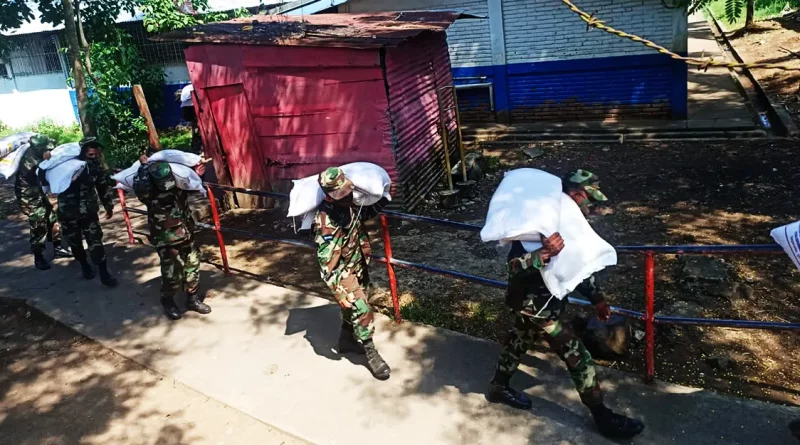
[7,34,65,77]
[120,22,186,65]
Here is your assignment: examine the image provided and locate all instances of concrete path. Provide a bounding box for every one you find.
[0,216,796,445]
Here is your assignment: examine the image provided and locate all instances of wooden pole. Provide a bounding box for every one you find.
[132,84,162,150]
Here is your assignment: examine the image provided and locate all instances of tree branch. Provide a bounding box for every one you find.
[75,1,100,85]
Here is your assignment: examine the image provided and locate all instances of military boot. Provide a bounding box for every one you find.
[186,292,212,314]
[487,371,532,410]
[98,262,118,287]
[589,405,645,439]
[161,297,182,320]
[337,324,365,355]
[363,339,390,380]
[73,245,94,280]
[34,252,51,271]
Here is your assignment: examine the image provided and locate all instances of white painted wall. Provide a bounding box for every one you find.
[502,0,676,64]
[0,89,77,128]
[163,63,191,84]
[342,0,493,68]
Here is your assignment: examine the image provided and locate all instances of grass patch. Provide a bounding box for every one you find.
[703,0,798,29]
[160,127,193,151]
[0,119,82,146]
[400,296,507,340]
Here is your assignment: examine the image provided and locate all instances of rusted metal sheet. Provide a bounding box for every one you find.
[153,12,479,50]
[384,32,457,210]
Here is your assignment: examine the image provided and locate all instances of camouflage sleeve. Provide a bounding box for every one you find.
[574,275,606,304]
[314,210,347,299]
[507,249,547,280]
[148,162,178,193]
[95,163,115,211]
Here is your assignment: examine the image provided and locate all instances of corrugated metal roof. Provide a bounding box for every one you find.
[152,11,480,49]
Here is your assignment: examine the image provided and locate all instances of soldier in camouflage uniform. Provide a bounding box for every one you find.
[314,167,390,380]
[487,169,645,439]
[57,137,118,287]
[134,147,211,320]
[14,134,71,270]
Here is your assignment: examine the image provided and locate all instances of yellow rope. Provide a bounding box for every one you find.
[561,0,800,72]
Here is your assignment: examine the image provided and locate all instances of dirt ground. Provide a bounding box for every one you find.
[0,299,307,445]
[729,13,800,127]
[185,139,800,407]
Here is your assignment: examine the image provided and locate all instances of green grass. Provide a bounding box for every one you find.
[160,127,193,151]
[704,0,798,29]
[0,119,82,146]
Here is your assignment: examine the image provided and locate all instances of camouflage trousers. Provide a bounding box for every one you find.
[157,240,201,299]
[329,270,375,342]
[61,215,106,265]
[15,189,59,254]
[496,294,604,407]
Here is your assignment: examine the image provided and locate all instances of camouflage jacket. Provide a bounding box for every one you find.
[57,159,115,219]
[133,161,195,248]
[14,142,51,197]
[313,202,381,294]
[506,241,605,310]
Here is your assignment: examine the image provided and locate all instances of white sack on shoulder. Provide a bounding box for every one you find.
[0,144,29,179]
[771,220,800,272]
[522,194,617,299]
[170,163,207,196]
[39,142,81,170]
[0,132,35,159]
[111,161,141,192]
[46,159,87,194]
[481,168,563,244]
[340,162,392,202]
[287,175,325,218]
[148,150,201,167]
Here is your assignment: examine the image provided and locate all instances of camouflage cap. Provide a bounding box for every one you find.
[318,167,354,201]
[29,133,53,149]
[565,169,608,202]
[79,137,101,149]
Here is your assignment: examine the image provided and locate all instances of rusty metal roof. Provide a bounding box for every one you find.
[151,11,481,49]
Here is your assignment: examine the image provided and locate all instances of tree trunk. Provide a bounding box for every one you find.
[62,0,94,137]
[745,0,755,30]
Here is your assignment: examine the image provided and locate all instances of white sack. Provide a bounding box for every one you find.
[46,159,87,194]
[480,169,563,244]
[286,163,392,218]
[148,149,201,167]
[0,143,30,179]
[521,194,617,299]
[0,132,35,159]
[111,161,141,192]
[771,220,800,272]
[39,142,80,170]
[299,212,316,231]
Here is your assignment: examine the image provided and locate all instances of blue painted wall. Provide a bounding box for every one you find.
[69,83,191,131]
[453,54,687,122]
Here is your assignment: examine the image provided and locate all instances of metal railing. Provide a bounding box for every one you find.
[118,183,799,383]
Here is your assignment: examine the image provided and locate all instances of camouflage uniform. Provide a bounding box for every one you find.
[314,168,382,343]
[14,134,59,254]
[56,150,115,266]
[496,241,606,406]
[133,161,201,299]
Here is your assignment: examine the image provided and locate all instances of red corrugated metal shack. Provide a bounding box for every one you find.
[154,12,476,209]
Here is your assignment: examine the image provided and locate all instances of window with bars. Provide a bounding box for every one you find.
[120,22,186,65]
[6,34,65,77]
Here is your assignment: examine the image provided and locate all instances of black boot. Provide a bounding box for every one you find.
[337,324,365,355]
[186,292,211,314]
[363,339,390,380]
[98,262,118,287]
[80,261,95,280]
[589,405,645,439]
[161,297,182,320]
[73,245,93,280]
[487,371,532,410]
[34,252,51,271]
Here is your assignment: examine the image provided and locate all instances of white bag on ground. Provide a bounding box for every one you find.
[46,159,87,194]
[0,143,29,179]
[286,163,392,217]
[480,168,563,243]
[148,149,201,167]
[771,220,800,272]
[111,161,141,192]
[0,132,35,159]
[39,142,81,170]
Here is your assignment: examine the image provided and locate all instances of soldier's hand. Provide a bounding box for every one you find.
[193,162,206,177]
[595,301,612,322]
[540,233,565,261]
[43,151,52,161]
[337,298,353,309]
[139,154,149,164]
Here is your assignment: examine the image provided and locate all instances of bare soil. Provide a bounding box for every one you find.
[192,139,800,407]
[729,14,800,127]
[0,299,307,445]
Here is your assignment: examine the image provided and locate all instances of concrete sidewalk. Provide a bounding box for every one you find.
[0,216,796,445]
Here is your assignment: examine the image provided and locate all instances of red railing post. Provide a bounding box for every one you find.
[379,214,402,323]
[116,187,135,245]
[644,251,656,383]
[206,185,230,276]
